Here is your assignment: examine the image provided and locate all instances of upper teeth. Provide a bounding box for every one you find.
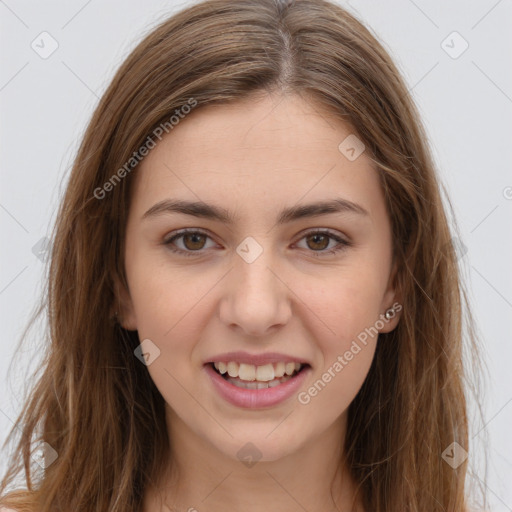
[213,361,302,381]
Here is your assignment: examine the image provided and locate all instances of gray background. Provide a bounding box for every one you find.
[1,0,511,508]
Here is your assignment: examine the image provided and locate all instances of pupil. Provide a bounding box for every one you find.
[185,233,205,250]
[309,234,328,250]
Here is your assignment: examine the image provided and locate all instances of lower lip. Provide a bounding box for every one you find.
[204,363,311,409]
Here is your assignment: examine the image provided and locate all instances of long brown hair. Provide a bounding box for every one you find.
[0,0,487,510]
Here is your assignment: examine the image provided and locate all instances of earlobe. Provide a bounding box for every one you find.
[112,275,138,331]
[379,261,403,333]
[379,301,403,333]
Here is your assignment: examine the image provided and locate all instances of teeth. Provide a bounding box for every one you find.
[256,363,274,382]
[274,361,285,378]
[227,361,238,377]
[213,361,304,381]
[239,363,256,381]
[285,362,295,375]
[227,375,293,389]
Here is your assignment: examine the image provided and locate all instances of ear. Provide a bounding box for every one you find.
[378,260,403,333]
[111,274,138,331]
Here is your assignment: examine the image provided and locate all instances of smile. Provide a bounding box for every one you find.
[204,360,311,408]
[214,360,303,387]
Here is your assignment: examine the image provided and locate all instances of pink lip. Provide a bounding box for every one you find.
[204,363,311,409]
[204,351,310,366]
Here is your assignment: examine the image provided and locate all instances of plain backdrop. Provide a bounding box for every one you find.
[1,0,511,509]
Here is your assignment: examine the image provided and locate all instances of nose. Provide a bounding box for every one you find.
[218,246,292,337]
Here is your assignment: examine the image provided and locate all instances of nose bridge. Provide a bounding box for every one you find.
[220,235,291,335]
[234,234,281,303]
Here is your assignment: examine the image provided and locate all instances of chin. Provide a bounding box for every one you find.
[214,428,307,465]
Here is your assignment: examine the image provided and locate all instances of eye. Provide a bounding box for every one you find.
[163,229,216,257]
[162,228,350,257]
[294,229,350,256]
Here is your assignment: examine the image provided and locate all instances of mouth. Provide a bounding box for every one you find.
[207,361,310,390]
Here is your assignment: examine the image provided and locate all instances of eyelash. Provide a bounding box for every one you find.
[162,228,351,258]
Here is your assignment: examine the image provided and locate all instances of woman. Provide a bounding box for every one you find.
[0,0,486,510]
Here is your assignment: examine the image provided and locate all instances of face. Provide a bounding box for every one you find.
[119,92,401,464]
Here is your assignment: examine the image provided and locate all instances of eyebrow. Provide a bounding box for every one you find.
[142,198,368,224]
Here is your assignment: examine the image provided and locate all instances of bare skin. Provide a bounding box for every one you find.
[117,91,401,512]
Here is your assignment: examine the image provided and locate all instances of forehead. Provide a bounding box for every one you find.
[130,93,382,219]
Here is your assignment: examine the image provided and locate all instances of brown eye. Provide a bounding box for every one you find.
[305,233,330,251]
[181,232,207,250]
[295,230,350,257]
[163,229,215,257]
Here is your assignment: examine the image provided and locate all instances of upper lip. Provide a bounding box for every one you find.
[204,351,311,367]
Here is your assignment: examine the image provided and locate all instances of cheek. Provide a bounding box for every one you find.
[125,253,218,391]
[294,277,380,411]
[291,268,383,409]
[297,343,376,423]
[295,263,387,345]
[125,242,204,336]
